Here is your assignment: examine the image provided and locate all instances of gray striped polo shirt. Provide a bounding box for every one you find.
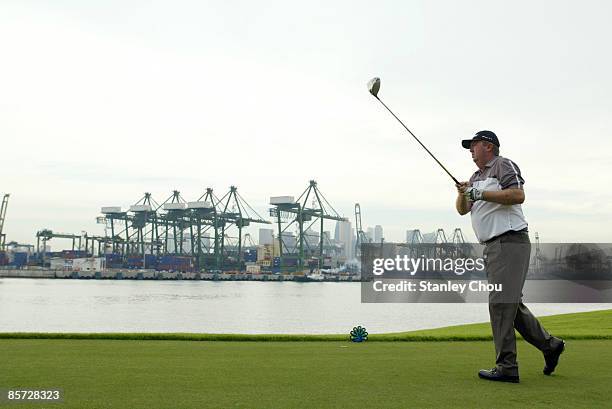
[468,155,528,243]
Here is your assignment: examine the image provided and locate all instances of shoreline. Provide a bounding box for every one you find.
[0,268,361,282]
[1,309,611,341]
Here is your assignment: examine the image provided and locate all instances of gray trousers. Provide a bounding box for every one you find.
[484,231,560,376]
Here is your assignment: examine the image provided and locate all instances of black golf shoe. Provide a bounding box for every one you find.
[543,340,566,375]
[478,368,520,383]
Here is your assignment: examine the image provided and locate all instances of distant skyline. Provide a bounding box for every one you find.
[2,1,611,246]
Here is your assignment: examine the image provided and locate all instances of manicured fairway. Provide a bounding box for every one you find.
[1,310,611,408]
[1,339,610,408]
[386,307,612,340]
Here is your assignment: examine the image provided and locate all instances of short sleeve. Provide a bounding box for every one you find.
[498,158,525,189]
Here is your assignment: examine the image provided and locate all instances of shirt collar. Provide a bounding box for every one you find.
[484,155,501,168]
[475,156,500,174]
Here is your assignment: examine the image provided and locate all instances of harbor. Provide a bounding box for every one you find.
[0,185,475,282]
[0,267,357,281]
[0,183,369,279]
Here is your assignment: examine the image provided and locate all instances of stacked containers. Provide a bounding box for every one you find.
[104,253,123,268]
[144,254,158,269]
[177,256,193,272]
[125,255,159,269]
[243,249,257,262]
[284,257,298,267]
[27,254,42,266]
[157,255,172,271]
[126,256,143,269]
[272,257,281,274]
[61,250,89,259]
[157,255,193,272]
[12,252,28,268]
[0,251,8,266]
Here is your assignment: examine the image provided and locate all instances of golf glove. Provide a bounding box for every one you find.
[464,187,484,202]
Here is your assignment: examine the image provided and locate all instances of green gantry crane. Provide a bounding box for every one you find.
[270,180,347,272]
[98,187,270,272]
[36,229,83,263]
[354,203,371,258]
[216,186,270,270]
[0,194,9,250]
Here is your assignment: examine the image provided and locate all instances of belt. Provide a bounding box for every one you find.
[484,228,528,245]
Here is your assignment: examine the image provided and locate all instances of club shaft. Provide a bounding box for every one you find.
[375,96,460,185]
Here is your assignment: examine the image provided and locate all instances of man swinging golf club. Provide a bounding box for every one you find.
[456,130,565,383]
[367,79,565,383]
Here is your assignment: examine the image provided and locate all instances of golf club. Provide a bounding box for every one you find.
[367,77,460,185]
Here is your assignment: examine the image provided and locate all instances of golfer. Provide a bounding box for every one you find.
[455,130,565,383]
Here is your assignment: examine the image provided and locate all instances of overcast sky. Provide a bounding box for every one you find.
[1,0,611,247]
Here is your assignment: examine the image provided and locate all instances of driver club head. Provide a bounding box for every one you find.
[367,77,381,97]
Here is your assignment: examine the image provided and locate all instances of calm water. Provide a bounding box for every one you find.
[0,278,609,334]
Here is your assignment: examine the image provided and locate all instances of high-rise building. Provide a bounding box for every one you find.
[259,228,274,245]
[366,227,374,242]
[374,225,383,243]
[336,220,354,260]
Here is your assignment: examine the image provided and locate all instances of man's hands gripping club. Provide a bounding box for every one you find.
[464,187,484,201]
[456,182,484,201]
[455,182,526,216]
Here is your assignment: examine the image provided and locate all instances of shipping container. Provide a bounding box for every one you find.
[126,256,143,269]
[104,253,124,268]
[283,257,299,267]
[61,250,90,259]
[12,252,28,267]
[0,251,8,266]
[144,254,158,268]
[243,250,258,262]
[156,264,193,272]
[50,257,105,271]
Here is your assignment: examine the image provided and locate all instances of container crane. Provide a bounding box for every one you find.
[0,194,8,250]
[354,203,370,258]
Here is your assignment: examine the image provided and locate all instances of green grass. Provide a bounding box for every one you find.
[380,308,612,341]
[1,309,611,408]
[1,339,611,408]
[1,309,612,341]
